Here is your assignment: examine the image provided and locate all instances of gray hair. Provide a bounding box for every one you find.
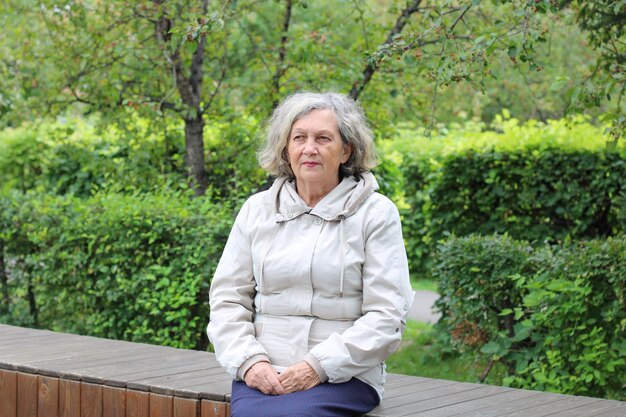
[258,91,377,178]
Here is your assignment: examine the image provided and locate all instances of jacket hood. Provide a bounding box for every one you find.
[270,172,379,222]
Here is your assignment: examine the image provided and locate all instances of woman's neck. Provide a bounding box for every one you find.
[295,178,340,207]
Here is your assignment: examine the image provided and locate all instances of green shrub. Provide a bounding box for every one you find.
[0,118,182,195]
[430,149,626,241]
[0,116,268,199]
[433,234,536,352]
[390,115,626,276]
[434,234,626,399]
[0,190,233,350]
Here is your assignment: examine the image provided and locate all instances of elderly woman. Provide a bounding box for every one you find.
[207,92,413,417]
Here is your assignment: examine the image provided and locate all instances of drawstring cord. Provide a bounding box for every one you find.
[338,216,346,298]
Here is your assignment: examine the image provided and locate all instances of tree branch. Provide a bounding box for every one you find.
[202,48,228,115]
[272,0,293,108]
[427,4,473,134]
[349,0,423,100]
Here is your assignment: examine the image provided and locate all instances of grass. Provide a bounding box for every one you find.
[411,277,438,292]
[386,320,505,385]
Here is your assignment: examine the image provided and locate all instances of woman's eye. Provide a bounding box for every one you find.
[318,136,331,142]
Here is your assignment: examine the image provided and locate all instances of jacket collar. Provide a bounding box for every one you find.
[271,172,379,222]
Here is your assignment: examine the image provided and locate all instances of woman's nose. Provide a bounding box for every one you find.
[303,138,318,154]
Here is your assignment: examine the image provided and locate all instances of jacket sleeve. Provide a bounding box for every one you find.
[207,200,270,379]
[305,198,414,383]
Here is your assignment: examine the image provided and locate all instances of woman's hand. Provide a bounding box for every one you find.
[244,362,287,395]
[278,361,321,394]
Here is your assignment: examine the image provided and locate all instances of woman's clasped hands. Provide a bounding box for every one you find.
[244,361,321,395]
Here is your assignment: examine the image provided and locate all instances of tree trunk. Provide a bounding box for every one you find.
[0,240,9,314]
[272,0,293,109]
[154,0,210,196]
[27,272,38,327]
[184,115,208,196]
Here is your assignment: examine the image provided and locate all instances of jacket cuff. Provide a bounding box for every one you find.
[304,353,328,383]
[236,354,271,381]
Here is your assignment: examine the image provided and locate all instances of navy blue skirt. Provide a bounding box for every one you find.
[230,378,380,417]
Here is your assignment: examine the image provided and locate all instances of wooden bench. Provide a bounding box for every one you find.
[0,323,624,416]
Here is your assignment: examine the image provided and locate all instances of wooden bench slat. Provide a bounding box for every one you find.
[149,393,173,417]
[409,388,541,417]
[593,402,626,417]
[17,372,38,417]
[498,395,605,416]
[103,386,126,417]
[407,386,521,416]
[174,397,199,417]
[80,382,103,417]
[376,381,486,410]
[200,400,227,417]
[450,392,583,417]
[126,366,230,394]
[94,361,223,388]
[381,378,458,400]
[126,390,150,417]
[0,369,17,417]
[50,349,209,382]
[58,379,80,417]
[38,376,59,417]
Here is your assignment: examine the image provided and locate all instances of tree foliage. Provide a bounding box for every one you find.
[0,0,621,195]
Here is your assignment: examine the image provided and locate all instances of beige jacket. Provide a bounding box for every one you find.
[207,172,414,399]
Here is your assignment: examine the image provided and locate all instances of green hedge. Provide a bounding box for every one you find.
[3,116,625,278]
[0,117,265,199]
[397,144,626,276]
[384,116,626,276]
[434,234,626,400]
[0,190,232,350]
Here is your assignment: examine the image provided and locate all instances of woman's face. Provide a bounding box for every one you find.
[286,109,352,191]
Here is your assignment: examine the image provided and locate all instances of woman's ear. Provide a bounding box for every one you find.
[342,143,353,163]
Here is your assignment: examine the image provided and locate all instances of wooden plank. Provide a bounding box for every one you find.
[25,348,166,381]
[373,381,483,411]
[80,383,102,417]
[104,361,221,388]
[17,372,38,417]
[149,394,173,417]
[594,402,626,416]
[382,375,426,392]
[173,397,198,417]
[37,376,59,417]
[499,395,606,416]
[1,340,86,372]
[3,341,135,374]
[126,390,149,417]
[0,369,18,417]
[451,392,573,417]
[103,386,126,417]
[381,378,459,400]
[396,385,519,416]
[407,388,540,417]
[127,367,230,397]
[200,400,227,417]
[58,380,80,417]
[80,352,220,387]
[548,399,626,417]
[176,377,233,402]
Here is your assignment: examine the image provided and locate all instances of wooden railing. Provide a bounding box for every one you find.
[1,324,624,417]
